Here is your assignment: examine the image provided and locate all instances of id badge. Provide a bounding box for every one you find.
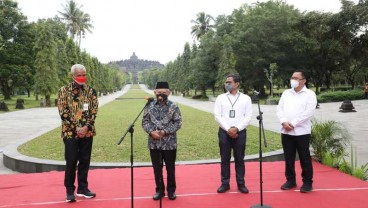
[83,103,89,111]
[229,110,235,118]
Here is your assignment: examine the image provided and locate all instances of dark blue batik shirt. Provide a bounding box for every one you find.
[142,99,182,150]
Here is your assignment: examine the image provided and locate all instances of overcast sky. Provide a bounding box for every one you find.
[16,0,358,64]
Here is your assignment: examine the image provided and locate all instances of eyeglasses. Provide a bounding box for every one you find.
[290,77,304,81]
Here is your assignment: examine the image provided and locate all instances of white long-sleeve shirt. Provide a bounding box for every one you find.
[214,91,252,131]
[276,86,317,135]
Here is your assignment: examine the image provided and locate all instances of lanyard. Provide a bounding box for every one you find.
[226,93,240,109]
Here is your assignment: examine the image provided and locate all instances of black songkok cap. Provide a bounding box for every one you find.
[155,81,169,89]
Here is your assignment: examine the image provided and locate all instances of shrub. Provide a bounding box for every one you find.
[339,146,368,181]
[321,152,340,168]
[192,95,203,99]
[317,90,363,103]
[310,120,351,162]
[265,97,280,105]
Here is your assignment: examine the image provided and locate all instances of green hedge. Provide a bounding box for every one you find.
[263,89,364,105]
[317,90,363,103]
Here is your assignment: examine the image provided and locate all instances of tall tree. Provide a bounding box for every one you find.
[215,47,237,90]
[292,11,341,93]
[33,22,59,106]
[43,17,70,86]
[0,0,35,99]
[191,31,220,97]
[191,12,214,40]
[229,1,301,92]
[58,0,93,48]
[336,0,368,88]
[77,12,93,47]
[264,63,278,97]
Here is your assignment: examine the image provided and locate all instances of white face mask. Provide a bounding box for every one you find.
[290,79,299,89]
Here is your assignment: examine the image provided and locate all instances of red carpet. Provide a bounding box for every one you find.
[1,161,367,208]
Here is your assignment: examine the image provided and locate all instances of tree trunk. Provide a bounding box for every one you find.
[315,85,320,95]
[45,95,51,107]
[201,87,207,98]
[1,83,12,100]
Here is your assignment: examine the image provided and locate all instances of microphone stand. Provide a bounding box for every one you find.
[159,135,163,208]
[118,99,153,208]
[251,92,272,208]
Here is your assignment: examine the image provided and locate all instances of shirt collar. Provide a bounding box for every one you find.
[72,82,85,90]
[226,90,240,96]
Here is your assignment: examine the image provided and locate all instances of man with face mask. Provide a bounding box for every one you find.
[142,81,182,200]
[277,70,317,193]
[57,64,98,202]
[214,74,252,194]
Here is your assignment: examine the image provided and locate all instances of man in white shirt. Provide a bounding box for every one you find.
[276,70,317,193]
[214,74,252,194]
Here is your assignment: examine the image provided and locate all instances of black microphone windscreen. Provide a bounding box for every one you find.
[145,97,155,102]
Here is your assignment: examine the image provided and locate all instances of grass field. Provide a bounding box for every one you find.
[0,94,58,113]
[17,86,282,162]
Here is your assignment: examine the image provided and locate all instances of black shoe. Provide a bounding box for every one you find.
[238,185,249,194]
[168,192,176,200]
[281,181,297,190]
[153,192,165,200]
[300,183,313,193]
[217,184,230,193]
[66,194,76,203]
[76,189,96,198]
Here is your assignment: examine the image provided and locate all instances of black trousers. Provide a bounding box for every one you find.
[281,134,313,185]
[218,128,246,186]
[63,137,93,194]
[150,149,176,194]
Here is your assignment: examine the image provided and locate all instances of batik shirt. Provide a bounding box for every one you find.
[57,82,98,139]
[142,100,182,150]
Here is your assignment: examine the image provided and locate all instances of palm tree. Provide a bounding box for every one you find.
[76,12,93,47]
[58,0,93,48]
[191,12,214,40]
[58,0,79,39]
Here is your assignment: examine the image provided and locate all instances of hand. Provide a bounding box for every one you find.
[282,122,294,132]
[229,133,238,139]
[150,130,162,140]
[158,130,165,137]
[227,127,239,139]
[77,126,89,138]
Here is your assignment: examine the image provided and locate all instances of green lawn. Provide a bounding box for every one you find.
[18,87,282,162]
[0,94,57,113]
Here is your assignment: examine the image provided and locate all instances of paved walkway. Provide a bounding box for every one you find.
[1,84,367,174]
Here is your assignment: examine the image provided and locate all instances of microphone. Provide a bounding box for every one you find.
[145,97,155,103]
[253,90,260,96]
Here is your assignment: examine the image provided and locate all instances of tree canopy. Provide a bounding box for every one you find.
[142,0,368,98]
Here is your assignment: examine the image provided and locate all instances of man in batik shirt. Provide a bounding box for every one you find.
[142,81,182,201]
[57,64,98,203]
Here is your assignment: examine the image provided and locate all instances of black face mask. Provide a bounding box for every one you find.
[156,93,168,102]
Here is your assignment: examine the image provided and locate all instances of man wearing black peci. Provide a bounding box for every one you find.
[142,82,182,200]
